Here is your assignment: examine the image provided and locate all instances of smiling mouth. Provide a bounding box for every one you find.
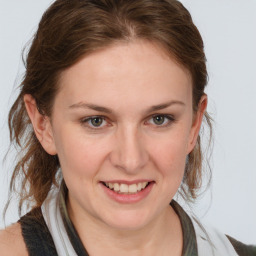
[102,181,152,194]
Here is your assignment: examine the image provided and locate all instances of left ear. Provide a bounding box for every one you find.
[187,94,208,154]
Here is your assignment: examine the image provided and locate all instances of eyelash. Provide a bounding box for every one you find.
[80,116,108,129]
[80,114,175,130]
[146,114,175,127]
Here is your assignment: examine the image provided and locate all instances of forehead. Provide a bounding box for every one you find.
[57,40,192,110]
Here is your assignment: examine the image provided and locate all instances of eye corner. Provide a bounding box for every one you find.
[145,114,176,127]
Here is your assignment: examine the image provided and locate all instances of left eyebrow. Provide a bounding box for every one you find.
[145,100,185,114]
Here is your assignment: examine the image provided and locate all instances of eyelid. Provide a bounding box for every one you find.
[80,114,175,130]
[151,113,174,119]
[145,114,175,127]
[80,115,109,129]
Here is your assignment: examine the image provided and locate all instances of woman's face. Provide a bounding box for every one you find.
[42,40,205,229]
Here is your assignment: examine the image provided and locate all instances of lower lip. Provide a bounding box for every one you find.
[100,182,154,204]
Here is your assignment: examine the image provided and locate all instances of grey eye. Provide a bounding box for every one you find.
[152,115,165,125]
[90,117,104,127]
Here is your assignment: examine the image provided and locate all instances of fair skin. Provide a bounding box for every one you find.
[0,40,207,255]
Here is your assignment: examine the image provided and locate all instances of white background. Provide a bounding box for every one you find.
[0,0,255,245]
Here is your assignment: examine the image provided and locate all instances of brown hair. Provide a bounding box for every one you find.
[8,0,212,213]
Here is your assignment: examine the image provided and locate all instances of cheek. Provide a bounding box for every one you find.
[148,130,190,199]
[147,136,188,204]
[53,127,110,179]
[150,130,189,174]
[154,143,187,182]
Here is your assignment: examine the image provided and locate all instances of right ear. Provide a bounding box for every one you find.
[24,94,57,155]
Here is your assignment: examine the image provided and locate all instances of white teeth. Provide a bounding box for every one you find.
[120,184,128,193]
[142,182,147,189]
[128,184,137,193]
[104,182,150,194]
[114,183,119,191]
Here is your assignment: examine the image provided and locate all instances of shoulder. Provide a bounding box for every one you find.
[226,235,256,256]
[0,223,28,256]
[192,216,256,256]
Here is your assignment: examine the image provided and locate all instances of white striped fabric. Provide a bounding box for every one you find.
[41,187,239,256]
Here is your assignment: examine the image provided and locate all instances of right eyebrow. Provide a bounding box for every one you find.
[68,102,113,114]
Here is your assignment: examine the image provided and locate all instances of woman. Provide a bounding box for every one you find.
[0,0,255,255]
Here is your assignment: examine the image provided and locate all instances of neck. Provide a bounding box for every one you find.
[67,201,183,256]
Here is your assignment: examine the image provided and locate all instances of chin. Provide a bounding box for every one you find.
[100,209,155,231]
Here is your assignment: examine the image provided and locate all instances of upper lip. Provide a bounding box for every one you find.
[101,180,154,185]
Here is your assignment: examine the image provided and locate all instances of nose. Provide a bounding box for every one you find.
[109,126,149,174]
